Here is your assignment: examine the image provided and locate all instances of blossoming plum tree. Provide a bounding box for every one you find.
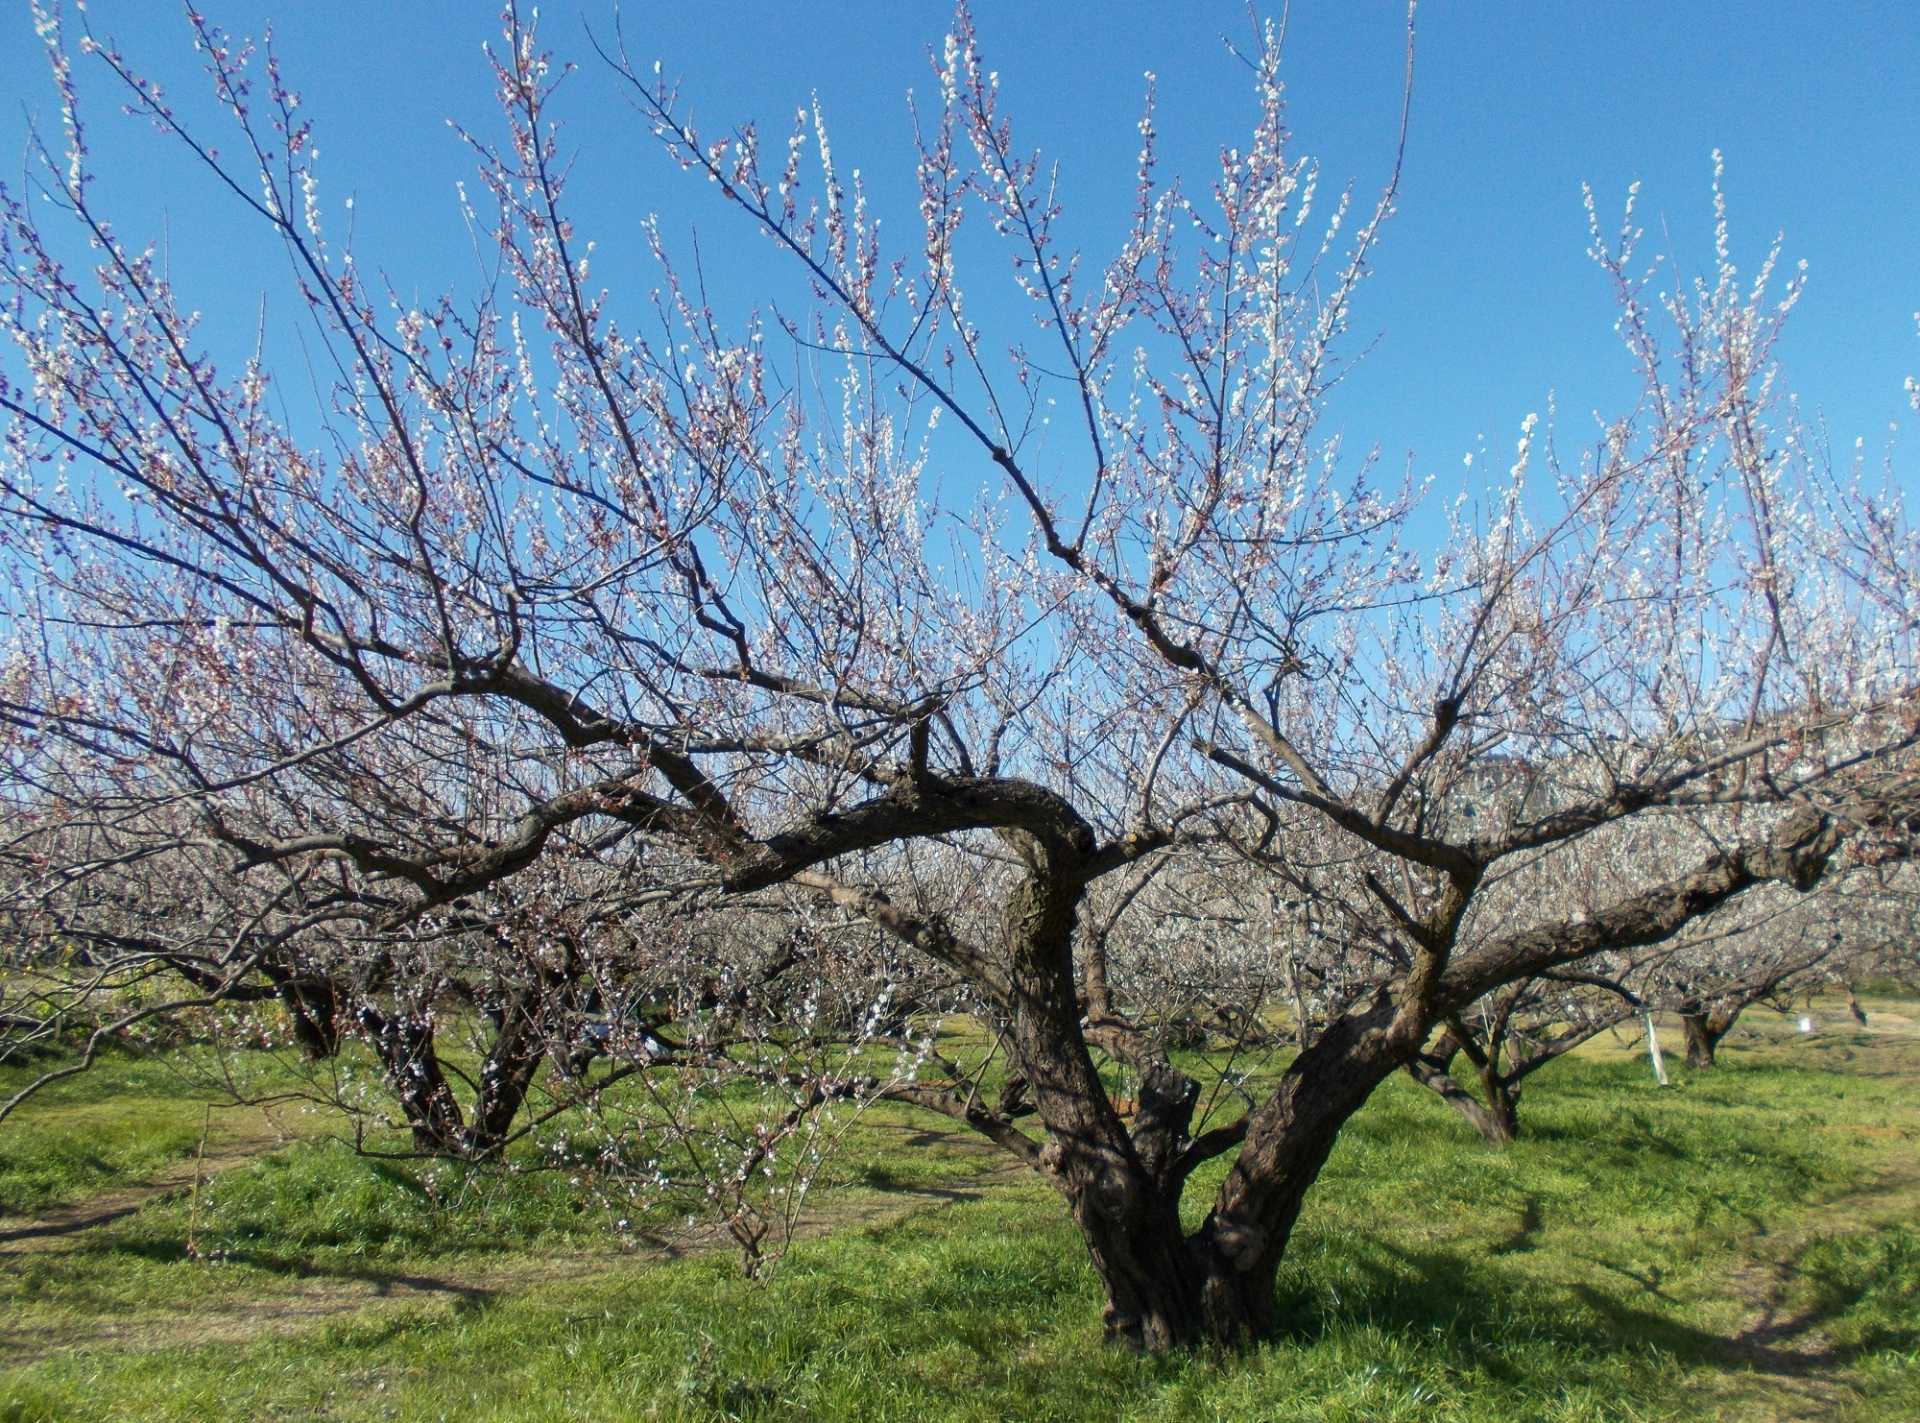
[3,1,1917,1351]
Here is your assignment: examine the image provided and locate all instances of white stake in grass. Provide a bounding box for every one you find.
[1644,1011,1670,1086]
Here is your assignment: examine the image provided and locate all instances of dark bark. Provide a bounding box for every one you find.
[1680,1008,1737,1069]
[1407,1045,1519,1145]
[1009,847,1440,1346]
[138,950,346,1060]
[271,973,345,1059]
[356,989,579,1161]
[355,1006,470,1155]
[1183,995,1412,1345]
[970,831,1237,1352]
[464,991,550,1157]
[998,858,1180,1347]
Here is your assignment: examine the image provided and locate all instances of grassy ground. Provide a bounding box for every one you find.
[0,1046,320,1217]
[2,999,1915,1422]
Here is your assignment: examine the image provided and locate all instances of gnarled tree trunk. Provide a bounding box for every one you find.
[464,990,552,1159]
[1680,1007,1737,1069]
[997,855,1200,1350]
[1070,995,1413,1350]
[356,1005,471,1155]
[273,974,346,1060]
[1407,1049,1520,1145]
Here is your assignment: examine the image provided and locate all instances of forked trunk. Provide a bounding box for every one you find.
[1406,1043,1520,1145]
[1680,1008,1735,1069]
[996,844,1420,1352]
[1086,1000,1411,1351]
[463,997,549,1159]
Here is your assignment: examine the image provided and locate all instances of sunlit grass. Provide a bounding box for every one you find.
[2,998,1915,1421]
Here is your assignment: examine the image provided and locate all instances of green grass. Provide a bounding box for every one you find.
[2,1002,1916,1421]
[1,1178,1700,1423]
[0,1044,322,1215]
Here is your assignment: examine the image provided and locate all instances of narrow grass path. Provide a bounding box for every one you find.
[0,1125,1029,1366]
[1576,1009,1920,1422]
[1,1137,285,1253]
[1697,1151,1920,1421]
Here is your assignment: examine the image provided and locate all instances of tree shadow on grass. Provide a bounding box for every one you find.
[714,1212,1884,1423]
[1273,1230,1892,1386]
[865,1120,980,1152]
[97,1236,501,1310]
[1488,1194,1543,1256]
[0,1196,148,1243]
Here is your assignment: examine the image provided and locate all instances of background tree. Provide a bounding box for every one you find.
[1404,970,1647,1145]
[1648,870,1914,1067]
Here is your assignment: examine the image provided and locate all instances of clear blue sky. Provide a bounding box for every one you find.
[5,2,1916,490]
